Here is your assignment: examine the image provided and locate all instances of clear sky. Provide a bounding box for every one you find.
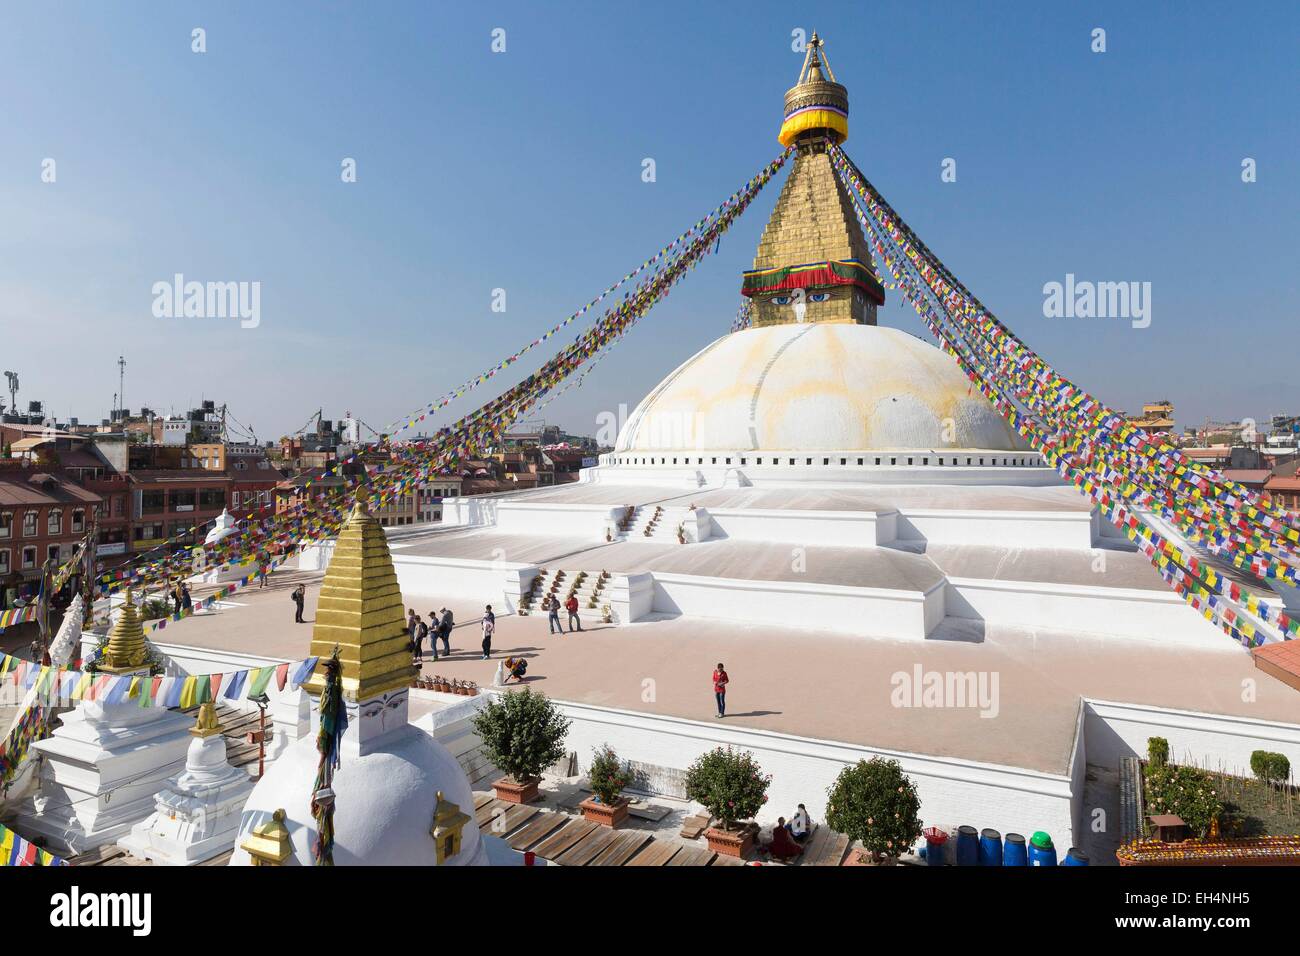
[1,1,1296,442]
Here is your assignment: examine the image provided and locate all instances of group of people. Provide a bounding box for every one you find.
[540,593,583,634]
[408,607,455,662]
[170,581,193,616]
[767,804,814,862]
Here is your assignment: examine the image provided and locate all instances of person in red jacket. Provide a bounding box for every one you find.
[712,662,729,718]
[564,594,582,632]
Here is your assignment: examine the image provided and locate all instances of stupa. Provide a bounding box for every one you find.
[118,700,256,865]
[229,499,497,866]
[12,592,193,855]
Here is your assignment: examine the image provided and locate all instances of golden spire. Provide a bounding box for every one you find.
[303,498,415,701]
[740,34,885,329]
[100,590,149,674]
[778,32,849,147]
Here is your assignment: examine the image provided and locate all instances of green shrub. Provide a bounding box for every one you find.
[684,746,770,831]
[587,744,629,805]
[471,688,570,784]
[825,758,923,862]
[1144,763,1222,838]
[1250,751,1291,786]
[1148,736,1170,767]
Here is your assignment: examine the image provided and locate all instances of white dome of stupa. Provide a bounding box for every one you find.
[228,722,488,867]
[615,323,1026,453]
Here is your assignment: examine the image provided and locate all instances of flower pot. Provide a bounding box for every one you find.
[705,826,754,859]
[580,796,630,828]
[493,777,540,805]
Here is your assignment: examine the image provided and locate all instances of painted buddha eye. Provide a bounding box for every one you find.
[772,295,792,306]
[808,292,831,303]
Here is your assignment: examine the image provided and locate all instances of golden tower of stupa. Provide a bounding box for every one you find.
[99,590,150,674]
[742,33,885,328]
[303,497,415,701]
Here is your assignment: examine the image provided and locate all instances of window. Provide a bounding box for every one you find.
[199,489,226,509]
[114,496,124,517]
[170,490,196,511]
[0,549,8,574]
[72,509,85,532]
[141,490,166,513]
[47,545,61,563]
[135,522,164,542]
[23,512,37,536]
[21,546,36,570]
[47,509,63,535]
[0,512,10,539]
[232,491,241,508]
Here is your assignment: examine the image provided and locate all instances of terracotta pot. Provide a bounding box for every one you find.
[493,777,540,805]
[580,796,630,828]
[705,826,754,859]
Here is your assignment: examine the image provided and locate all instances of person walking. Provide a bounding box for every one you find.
[437,607,453,656]
[712,662,729,718]
[481,604,496,659]
[413,615,428,663]
[292,584,306,624]
[564,593,582,632]
[545,595,562,635]
[258,564,268,588]
[180,583,193,615]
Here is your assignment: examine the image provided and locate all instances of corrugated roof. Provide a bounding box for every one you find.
[0,472,100,506]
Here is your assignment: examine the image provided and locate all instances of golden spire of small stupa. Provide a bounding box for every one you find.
[100,589,149,673]
[303,497,415,701]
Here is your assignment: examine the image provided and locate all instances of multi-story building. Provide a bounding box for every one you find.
[0,461,100,607]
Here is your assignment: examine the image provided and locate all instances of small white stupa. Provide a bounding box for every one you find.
[118,700,256,865]
[198,508,256,587]
[12,593,193,856]
[229,500,499,866]
[204,508,239,547]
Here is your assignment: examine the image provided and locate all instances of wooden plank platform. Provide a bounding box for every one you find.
[590,830,652,867]
[625,840,681,866]
[532,819,598,860]
[555,826,620,866]
[474,792,495,811]
[480,802,540,837]
[679,814,710,840]
[667,845,715,866]
[507,811,568,851]
[710,852,744,865]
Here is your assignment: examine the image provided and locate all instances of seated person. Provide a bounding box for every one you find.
[768,817,803,861]
[789,803,812,841]
[503,656,528,683]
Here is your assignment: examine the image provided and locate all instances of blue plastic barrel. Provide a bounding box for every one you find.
[978,828,1002,866]
[1003,832,1028,866]
[924,831,948,866]
[1062,847,1089,867]
[955,826,978,866]
[1028,831,1057,867]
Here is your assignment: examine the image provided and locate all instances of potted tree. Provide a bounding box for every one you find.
[580,744,631,827]
[472,688,570,805]
[684,746,770,858]
[825,757,923,864]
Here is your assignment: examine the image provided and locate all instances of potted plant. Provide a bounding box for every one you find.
[684,746,770,858]
[825,757,923,864]
[472,688,571,805]
[580,744,631,827]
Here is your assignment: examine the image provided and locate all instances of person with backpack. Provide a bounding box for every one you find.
[292,584,306,623]
[437,607,453,656]
[481,604,496,659]
[413,614,429,663]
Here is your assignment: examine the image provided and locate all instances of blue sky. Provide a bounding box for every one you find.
[1,1,1296,441]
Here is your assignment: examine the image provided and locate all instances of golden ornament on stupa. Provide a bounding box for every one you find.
[191,699,222,738]
[303,497,416,701]
[741,33,886,329]
[99,589,150,674]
